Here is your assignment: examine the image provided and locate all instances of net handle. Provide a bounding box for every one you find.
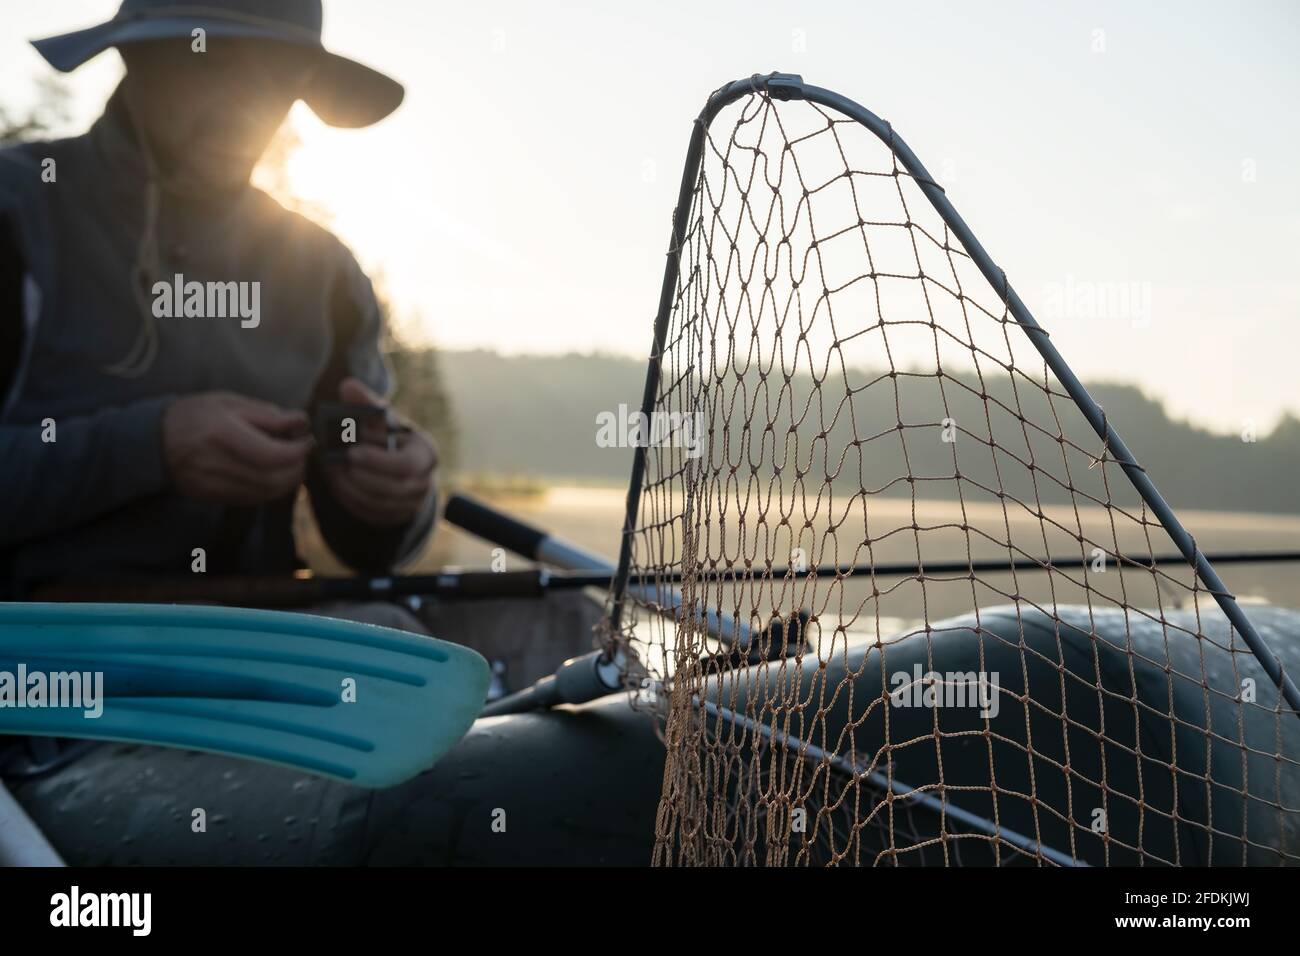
[606,75,774,635]
[605,72,1300,721]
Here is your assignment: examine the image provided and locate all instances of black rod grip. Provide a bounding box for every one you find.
[444,494,548,560]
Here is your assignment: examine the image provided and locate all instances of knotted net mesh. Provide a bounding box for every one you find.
[603,83,1300,866]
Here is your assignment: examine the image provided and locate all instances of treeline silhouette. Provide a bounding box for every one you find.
[393,348,1299,516]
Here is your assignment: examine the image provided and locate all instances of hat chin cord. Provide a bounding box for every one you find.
[103,88,232,379]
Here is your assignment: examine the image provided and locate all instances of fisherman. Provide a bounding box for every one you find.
[0,1,457,860]
[0,0,439,602]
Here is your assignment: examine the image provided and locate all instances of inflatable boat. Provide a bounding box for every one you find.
[4,72,1299,867]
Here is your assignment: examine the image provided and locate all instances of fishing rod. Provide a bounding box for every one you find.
[543,547,1300,590]
[444,494,797,715]
[30,549,1300,607]
[450,494,1300,716]
[26,490,1300,721]
[443,494,758,648]
[28,568,554,606]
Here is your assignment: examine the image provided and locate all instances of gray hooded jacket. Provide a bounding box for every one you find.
[0,89,434,595]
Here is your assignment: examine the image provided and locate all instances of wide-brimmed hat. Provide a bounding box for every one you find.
[31,0,403,128]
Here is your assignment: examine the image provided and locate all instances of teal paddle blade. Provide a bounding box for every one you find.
[0,603,489,788]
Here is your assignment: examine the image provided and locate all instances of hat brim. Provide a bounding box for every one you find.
[306,51,404,129]
[31,17,403,128]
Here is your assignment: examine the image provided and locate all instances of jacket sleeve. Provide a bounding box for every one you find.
[0,210,173,548]
[0,400,174,548]
[305,249,437,573]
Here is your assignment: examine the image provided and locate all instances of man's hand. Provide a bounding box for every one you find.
[323,378,438,527]
[163,392,312,505]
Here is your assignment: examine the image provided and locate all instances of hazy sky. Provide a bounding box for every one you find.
[2,0,1297,433]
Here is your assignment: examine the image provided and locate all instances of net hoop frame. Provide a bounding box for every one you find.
[605,71,1300,721]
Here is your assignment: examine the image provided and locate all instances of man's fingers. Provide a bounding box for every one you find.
[332,461,430,503]
[165,392,311,506]
[339,377,387,408]
[198,457,305,500]
[327,471,419,526]
[224,394,311,437]
[319,412,438,528]
[189,469,300,506]
[216,417,314,470]
[345,444,409,477]
[329,466,426,507]
[346,439,436,478]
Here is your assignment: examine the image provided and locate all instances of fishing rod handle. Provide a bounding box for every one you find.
[443,494,608,569]
[444,494,547,559]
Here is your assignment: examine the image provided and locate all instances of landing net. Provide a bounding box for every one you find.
[602,77,1299,866]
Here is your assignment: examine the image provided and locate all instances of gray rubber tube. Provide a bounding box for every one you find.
[0,780,64,866]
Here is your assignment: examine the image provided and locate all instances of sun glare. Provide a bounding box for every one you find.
[252,106,435,344]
